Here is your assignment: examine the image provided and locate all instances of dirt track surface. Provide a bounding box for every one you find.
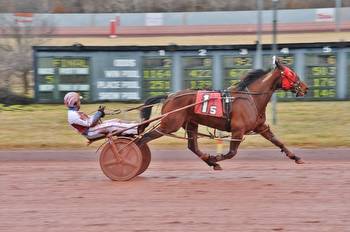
[1,149,350,232]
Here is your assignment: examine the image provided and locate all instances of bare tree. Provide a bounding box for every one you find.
[0,14,55,95]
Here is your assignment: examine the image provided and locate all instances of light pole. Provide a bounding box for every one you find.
[335,0,342,32]
[254,0,263,69]
[271,0,278,125]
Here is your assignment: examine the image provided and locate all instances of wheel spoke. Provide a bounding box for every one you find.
[119,147,133,159]
[122,159,138,169]
[103,159,118,167]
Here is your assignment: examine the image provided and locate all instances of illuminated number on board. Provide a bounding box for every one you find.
[229,79,240,86]
[282,56,294,66]
[159,50,166,56]
[203,58,212,67]
[45,75,54,84]
[163,58,171,67]
[327,56,336,65]
[328,66,336,76]
[313,89,336,98]
[234,57,249,66]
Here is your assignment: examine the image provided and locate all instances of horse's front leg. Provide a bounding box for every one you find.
[256,124,304,164]
[186,122,222,170]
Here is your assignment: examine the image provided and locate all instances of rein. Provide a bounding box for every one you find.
[172,89,272,99]
[111,98,213,137]
[105,104,155,115]
[103,90,271,116]
[230,90,272,95]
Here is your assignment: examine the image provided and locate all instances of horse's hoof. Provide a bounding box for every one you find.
[295,159,305,164]
[213,164,223,171]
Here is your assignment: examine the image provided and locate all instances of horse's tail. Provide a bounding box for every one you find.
[138,94,168,133]
[140,94,168,120]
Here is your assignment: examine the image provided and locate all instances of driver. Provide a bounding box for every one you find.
[64,92,138,140]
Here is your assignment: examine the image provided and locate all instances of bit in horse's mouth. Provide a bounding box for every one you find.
[296,91,305,97]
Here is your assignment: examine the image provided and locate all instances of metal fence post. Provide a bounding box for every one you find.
[337,49,347,99]
[272,0,279,125]
[172,52,182,92]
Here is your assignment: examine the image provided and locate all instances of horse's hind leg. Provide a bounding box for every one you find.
[137,129,164,146]
[206,131,243,163]
[186,122,222,170]
[137,112,185,146]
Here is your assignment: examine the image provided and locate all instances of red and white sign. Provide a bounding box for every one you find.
[14,12,33,25]
[315,8,334,22]
[194,91,223,118]
[145,13,163,26]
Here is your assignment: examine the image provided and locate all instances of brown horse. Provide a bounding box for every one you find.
[137,58,309,170]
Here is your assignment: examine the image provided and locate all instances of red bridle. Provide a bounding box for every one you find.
[280,66,300,91]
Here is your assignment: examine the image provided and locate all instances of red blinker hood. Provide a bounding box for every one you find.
[281,67,297,90]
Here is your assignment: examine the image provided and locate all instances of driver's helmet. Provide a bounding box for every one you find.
[64,92,81,107]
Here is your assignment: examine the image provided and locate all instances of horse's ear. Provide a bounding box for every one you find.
[273,56,284,70]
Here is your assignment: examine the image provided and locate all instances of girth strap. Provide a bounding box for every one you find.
[221,91,233,132]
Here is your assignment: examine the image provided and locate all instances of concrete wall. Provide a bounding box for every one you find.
[1,7,349,29]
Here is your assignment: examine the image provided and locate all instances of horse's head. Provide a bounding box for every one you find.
[274,58,309,97]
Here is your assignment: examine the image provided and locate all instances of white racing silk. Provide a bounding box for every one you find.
[67,109,138,140]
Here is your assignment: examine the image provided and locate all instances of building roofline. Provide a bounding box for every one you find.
[33,41,350,52]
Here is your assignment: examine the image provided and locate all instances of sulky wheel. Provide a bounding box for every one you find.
[99,137,143,181]
[138,143,151,175]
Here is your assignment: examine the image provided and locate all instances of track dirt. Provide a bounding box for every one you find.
[1,149,350,232]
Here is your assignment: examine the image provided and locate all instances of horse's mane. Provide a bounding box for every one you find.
[235,69,270,91]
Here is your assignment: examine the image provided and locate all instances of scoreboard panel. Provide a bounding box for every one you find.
[305,53,337,99]
[182,56,213,89]
[223,56,253,89]
[348,53,350,98]
[263,54,296,100]
[96,56,141,101]
[142,57,172,98]
[263,54,295,67]
[34,43,350,102]
[37,57,55,102]
[37,57,90,102]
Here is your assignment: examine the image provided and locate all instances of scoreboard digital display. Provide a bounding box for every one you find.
[37,57,55,101]
[348,53,350,98]
[142,57,172,98]
[96,57,141,101]
[223,56,253,89]
[34,43,350,102]
[182,57,213,89]
[305,54,337,99]
[37,57,90,102]
[263,54,295,67]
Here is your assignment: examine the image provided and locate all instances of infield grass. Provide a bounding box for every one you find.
[0,101,349,149]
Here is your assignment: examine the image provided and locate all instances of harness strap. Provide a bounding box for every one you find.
[256,125,270,134]
[154,128,243,142]
[221,91,233,132]
[245,87,259,121]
